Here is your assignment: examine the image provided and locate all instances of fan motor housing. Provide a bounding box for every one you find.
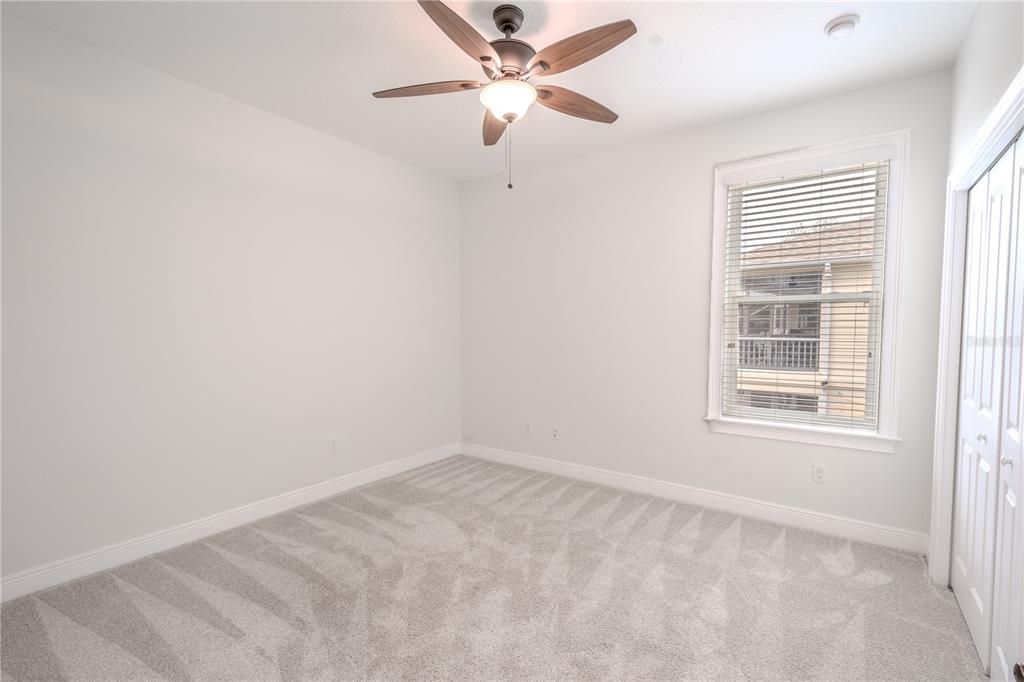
[488,38,535,75]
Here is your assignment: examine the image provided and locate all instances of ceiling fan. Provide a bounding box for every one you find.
[372,1,636,183]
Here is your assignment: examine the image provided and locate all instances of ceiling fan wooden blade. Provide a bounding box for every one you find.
[527,19,636,76]
[535,85,618,123]
[372,80,481,98]
[482,112,506,146]
[417,1,502,71]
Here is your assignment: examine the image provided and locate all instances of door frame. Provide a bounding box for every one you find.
[930,66,1024,587]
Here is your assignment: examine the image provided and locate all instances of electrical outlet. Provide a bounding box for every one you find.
[329,439,338,456]
[524,422,532,435]
[551,427,560,441]
[812,464,826,484]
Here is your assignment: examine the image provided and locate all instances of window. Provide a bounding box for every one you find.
[705,133,906,453]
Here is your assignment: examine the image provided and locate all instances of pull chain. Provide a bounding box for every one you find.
[506,121,513,190]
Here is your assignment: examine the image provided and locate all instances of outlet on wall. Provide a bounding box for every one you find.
[523,422,532,435]
[551,427,560,441]
[329,439,338,456]
[812,463,826,484]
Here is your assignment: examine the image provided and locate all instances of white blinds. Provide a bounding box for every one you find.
[720,161,889,430]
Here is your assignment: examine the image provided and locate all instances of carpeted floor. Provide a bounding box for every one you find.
[2,455,984,680]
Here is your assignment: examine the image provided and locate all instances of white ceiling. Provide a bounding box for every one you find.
[5,1,977,181]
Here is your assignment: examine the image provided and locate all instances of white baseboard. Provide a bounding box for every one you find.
[462,443,929,554]
[5,440,928,602]
[1,442,462,602]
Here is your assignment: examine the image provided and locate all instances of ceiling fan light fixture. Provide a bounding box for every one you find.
[479,78,537,122]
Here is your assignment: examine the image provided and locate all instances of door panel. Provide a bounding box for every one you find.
[953,144,1015,669]
[990,137,1024,682]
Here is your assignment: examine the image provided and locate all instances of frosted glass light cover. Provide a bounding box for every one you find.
[479,79,537,122]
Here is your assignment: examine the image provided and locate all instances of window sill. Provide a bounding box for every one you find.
[704,416,901,454]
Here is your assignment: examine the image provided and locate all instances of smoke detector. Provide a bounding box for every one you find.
[825,14,859,40]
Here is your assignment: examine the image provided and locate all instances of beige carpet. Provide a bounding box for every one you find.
[2,455,983,680]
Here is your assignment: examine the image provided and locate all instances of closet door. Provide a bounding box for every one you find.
[953,144,1015,668]
[990,136,1024,682]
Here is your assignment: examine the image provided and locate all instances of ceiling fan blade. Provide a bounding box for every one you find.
[372,80,481,98]
[417,1,502,71]
[536,86,618,123]
[482,112,506,146]
[481,61,499,80]
[527,19,636,76]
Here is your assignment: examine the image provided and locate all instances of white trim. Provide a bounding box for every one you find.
[0,442,462,602]
[930,65,1024,587]
[705,415,901,453]
[706,130,908,451]
[462,443,928,553]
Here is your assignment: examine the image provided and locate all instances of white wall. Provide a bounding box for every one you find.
[460,70,952,535]
[1,18,461,577]
[949,1,1024,172]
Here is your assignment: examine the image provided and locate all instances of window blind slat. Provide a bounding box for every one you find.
[719,161,889,430]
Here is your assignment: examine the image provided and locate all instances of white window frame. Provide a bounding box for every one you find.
[705,131,909,454]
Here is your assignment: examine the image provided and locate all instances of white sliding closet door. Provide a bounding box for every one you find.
[990,137,1024,682]
[953,143,1015,670]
